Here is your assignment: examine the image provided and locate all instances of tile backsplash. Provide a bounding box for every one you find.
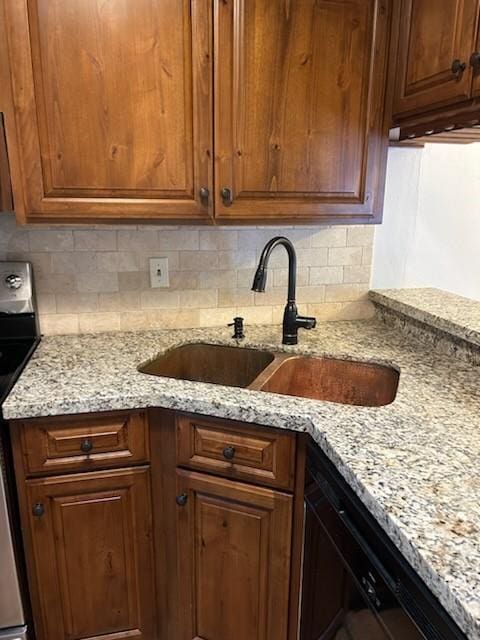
[0,213,374,335]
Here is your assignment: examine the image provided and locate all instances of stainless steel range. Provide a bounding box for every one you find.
[0,262,39,640]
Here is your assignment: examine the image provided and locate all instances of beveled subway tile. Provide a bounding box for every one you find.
[30,229,74,252]
[118,271,150,291]
[343,265,371,284]
[199,229,238,250]
[158,228,199,250]
[96,252,139,272]
[140,289,180,309]
[98,291,141,312]
[78,312,121,334]
[218,288,254,308]
[39,314,79,335]
[328,246,362,266]
[179,289,217,309]
[311,226,347,248]
[117,229,159,252]
[325,284,368,303]
[51,252,97,274]
[346,225,374,247]
[199,270,236,289]
[56,293,99,314]
[76,272,118,293]
[180,251,219,271]
[309,266,343,285]
[73,230,117,252]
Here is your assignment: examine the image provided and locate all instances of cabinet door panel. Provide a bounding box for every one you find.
[214,0,391,223]
[176,469,292,640]
[473,28,480,97]
[0,114,13,212]
[394,0,479,117]
[4,0,212,222]
[25,467,155,640]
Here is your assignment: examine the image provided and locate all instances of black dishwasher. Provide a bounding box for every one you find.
[300,441,467,640]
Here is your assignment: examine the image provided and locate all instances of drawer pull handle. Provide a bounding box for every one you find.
[471,51,480,73]
[32,503,45,517]
[80,438,93,454]
[176,493,188,507]
[199,186,209,205]
[221,187,233,206]
[451,58,467,77]
[223,445,236,460]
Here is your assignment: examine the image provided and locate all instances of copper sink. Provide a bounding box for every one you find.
[139,343,399,407]
[252,355,399,407]
[138,343,275,388]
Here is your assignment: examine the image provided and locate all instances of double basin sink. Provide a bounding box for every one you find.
[139,343,399,407]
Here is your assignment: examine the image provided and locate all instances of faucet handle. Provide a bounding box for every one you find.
[296,315,316,330]
[228,316,245,340]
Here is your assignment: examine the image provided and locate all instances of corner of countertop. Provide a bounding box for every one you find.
[369,287,480,350]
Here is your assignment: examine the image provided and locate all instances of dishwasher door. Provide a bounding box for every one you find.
[0,437,25,633]
[301,471,426,640]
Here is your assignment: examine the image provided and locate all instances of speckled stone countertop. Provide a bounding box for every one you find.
[371,288,480,348]
[3,316,480,639]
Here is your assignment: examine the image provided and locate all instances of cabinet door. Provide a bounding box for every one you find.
[394,0,479,117]
[3,0,212,223]
[24,467,156,640]
[472,28,480,97]
[176,468,293,640]
[0,114,13,212]
[214,0,392,224]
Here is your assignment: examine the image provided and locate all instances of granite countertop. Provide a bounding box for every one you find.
[370,287,480,348]
[3,303,480,639]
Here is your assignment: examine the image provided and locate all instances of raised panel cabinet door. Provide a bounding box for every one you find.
[176,468,293,640]
[3,0,213,222]
[393,0,480,118]
[24,467,156,640]
[0,114,13,212]
[472,26,480,97]
[214,0,392,223]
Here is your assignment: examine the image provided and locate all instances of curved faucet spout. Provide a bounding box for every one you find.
[251,236,297,301]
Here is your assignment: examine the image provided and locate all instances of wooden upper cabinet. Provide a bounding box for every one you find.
[176,468,293,640]
[472,26,480,97]
[0,114,13,212]
[3,0,213,223]
[393,0,480,118]
[214,0,393,223]
[24,467,156,640]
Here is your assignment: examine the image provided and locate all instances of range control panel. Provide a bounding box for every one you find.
[0,262,34,313]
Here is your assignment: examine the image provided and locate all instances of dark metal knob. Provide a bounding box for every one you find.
[223,446,236,461]
[176,493,188,507]
[80,438,93,454]
[221,187,233,206]
[32,503,44,517]
[451,59,467,77]
[200,186,209,205]
[470,52,480,73]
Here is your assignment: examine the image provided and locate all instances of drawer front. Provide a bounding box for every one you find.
[19,411,149,475]
[176,414,296,490]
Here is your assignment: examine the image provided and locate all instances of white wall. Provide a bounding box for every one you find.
[372,143,480,300]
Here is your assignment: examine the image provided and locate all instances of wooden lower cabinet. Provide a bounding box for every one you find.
[175,468,293,640]
[12,410,303,640]
[24,467,156,640]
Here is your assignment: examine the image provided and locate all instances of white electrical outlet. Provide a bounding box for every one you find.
[149,257,169,288]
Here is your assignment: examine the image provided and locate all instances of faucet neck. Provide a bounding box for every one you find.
[257,236,297,301]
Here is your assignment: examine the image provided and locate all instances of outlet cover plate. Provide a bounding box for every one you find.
[149,257,169,288]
